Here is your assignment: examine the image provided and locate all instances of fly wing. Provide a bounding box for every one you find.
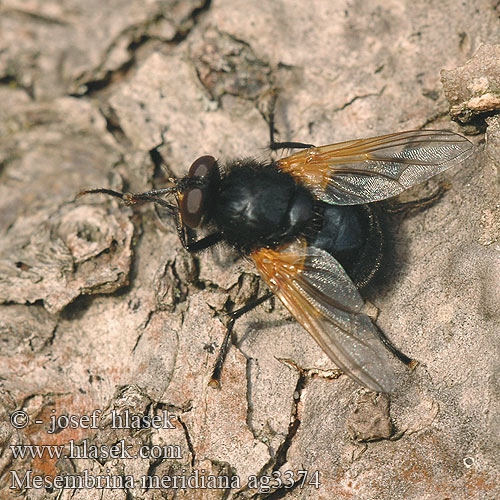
[251,242,398,392]
[277,130,473,205]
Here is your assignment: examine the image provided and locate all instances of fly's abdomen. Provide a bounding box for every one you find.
[311,204,385,290]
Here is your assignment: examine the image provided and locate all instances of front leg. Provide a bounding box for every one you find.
[173,211,223,252]
[183,232,223,253]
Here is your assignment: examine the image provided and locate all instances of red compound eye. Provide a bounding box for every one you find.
[180,156,218,228]
[188,155,217,178]
[180,187,204,228]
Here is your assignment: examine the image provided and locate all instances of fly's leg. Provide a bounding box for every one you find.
[209,292,274,387]
[384,182,450,214]
[264,91,315,152]
[373,324,417,368]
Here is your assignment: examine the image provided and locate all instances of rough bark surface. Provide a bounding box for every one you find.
[0,1,499,499]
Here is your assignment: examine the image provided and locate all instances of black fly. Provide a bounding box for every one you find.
[79,126,473,393]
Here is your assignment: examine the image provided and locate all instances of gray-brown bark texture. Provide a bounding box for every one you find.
[0,1,499,499]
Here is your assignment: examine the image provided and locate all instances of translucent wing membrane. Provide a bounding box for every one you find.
[252,243,397,392]
[277,130,473,205]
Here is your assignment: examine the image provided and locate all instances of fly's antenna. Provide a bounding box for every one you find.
[77,186,179,214]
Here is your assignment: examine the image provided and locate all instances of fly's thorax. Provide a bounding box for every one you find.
[213,162,314,252]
